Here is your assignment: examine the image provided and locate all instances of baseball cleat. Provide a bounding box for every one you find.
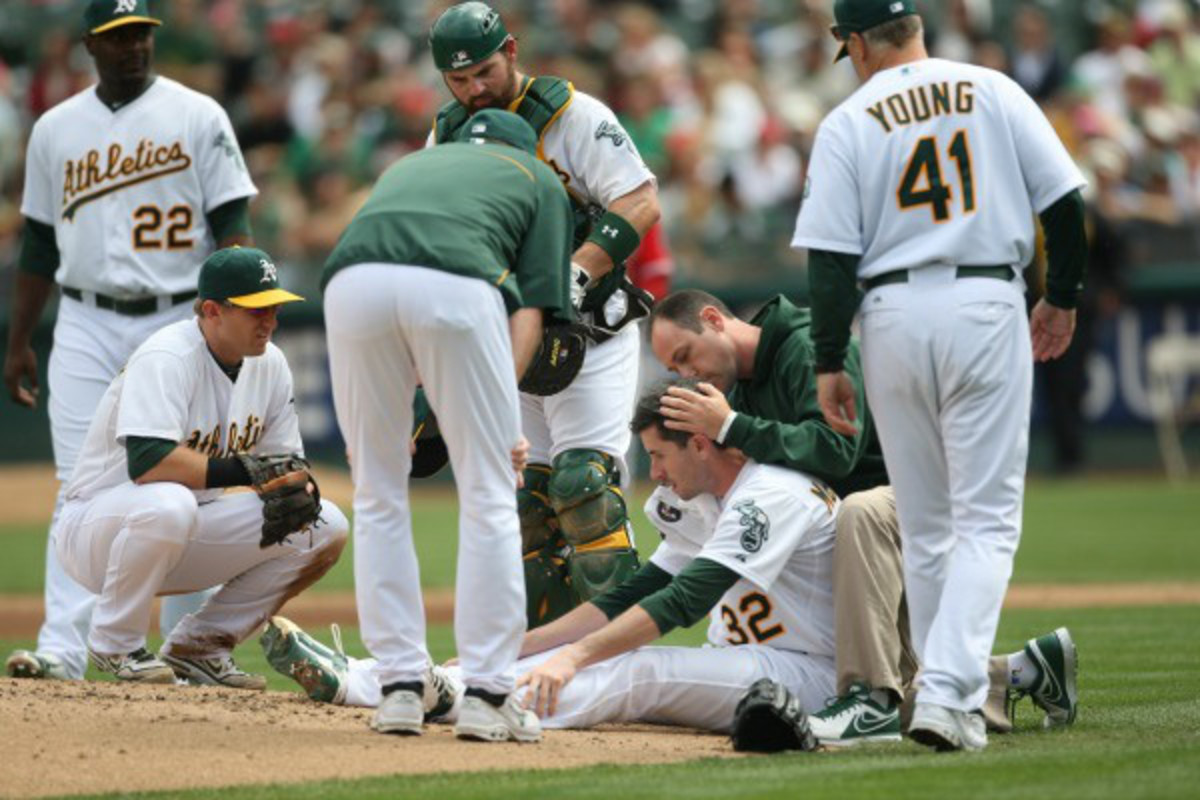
[88,647,176,684]
[260,616,348,704]
[371,688,425,735]
[161,651,267,690]
[809,683,902,747]
[455,692,542,743]
[5,649,70,680]
[424,663,464,722]
[908,702,987,752]
[1019,627,1078,727]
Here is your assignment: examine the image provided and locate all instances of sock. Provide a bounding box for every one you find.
[869,688,897,709]
[381,680,424,697]
[1007,651,1038,690]
[465,686,508,708]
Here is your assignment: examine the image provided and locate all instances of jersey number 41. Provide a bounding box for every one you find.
[897,130,975,223]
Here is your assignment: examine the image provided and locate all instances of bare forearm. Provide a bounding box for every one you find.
[572,181,660,279]
[509,307,544,380]
[567,605,662,671]
[135,445,209,489]
[519,601,609,658]
[6,272,54,351]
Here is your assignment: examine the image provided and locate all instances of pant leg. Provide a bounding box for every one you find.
[162,495,349,656]
[859,281,955,674]
[54,483,198,655]
[833,486,917,699]
[324,266,427,688]
[402,271,526,696]
[520,645,835,732]
[345,656,382,708]
[920,282,1030,712]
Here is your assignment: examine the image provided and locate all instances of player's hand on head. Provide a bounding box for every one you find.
[3,346,39,408]
[1030,300,1076,362]
[817,371,858,436]
[659,383,730,439]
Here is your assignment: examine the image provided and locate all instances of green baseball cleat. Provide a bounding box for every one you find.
[1019,627,1079,727]
[260,616,348,703]
[808,682,902,746]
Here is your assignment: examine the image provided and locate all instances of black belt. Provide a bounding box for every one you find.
[61,287,198,317]
[863,265,1013,292]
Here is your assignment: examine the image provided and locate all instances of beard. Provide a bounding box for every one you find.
[463,62,518,113]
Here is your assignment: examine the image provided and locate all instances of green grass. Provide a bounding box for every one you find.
[3,477,1199,595]
[27,605,1200,800]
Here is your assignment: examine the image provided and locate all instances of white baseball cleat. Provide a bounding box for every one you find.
[909,702,988,752]
[88,647,176,684]
[454,692,542,743]
[161,651,267,690]
[5,650,70,680]
[371,688,425,735]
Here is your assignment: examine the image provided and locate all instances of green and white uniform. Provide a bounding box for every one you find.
[431,77,656,623]
[322,139,573,696]
[55,318,348,660]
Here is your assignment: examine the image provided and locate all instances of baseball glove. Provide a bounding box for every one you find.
[237,453,322,548]
[411,402,449,479]
[519,322,589,397]
[730,678,818,753]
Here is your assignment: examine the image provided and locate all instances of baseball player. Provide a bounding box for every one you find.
[322,109,574,742]
[647,289,1078,745]
[4,0,257,682]
[427,2,661,627]
[794,0,1087,751]
[52,246,348,686]
[263,378,839,736]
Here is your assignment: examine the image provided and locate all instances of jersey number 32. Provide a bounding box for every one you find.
[897,130,975,222]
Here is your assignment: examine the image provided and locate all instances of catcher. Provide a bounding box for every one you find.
[49,246,348,687]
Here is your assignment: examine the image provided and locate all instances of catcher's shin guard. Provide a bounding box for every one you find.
[518,464,577,627]
[548,449,639,600]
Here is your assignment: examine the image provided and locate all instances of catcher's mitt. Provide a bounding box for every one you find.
[730,678,819,753]
[519,322,589,397]
[237,453,322,548]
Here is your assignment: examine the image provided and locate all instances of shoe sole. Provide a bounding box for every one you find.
[454,723,541,743]
[908,724,962,752]
[161,655,266,691]
[1033,628,1078,727]
[371,719,424,736]
[6,653,46,679]
[820,732,903,748]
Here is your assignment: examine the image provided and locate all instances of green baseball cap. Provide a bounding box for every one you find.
[430,1,511,71]
[198,247,304,309]
[85,0,162,36]
[831,0,917,61]
[455,109,537,155]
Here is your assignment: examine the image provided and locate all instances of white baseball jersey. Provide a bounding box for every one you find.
[644,463,839,657]
[65,318,301,503]
[791,59,1085,278]
[22,77,257,296]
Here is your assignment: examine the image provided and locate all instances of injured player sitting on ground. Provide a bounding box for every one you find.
[263,378,843,733]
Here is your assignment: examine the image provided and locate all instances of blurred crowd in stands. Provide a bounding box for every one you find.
[1,0,1199,301]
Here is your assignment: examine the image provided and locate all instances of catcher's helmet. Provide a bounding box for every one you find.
[430,1,512,71]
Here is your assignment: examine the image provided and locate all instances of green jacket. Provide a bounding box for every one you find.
[725,296,888,498]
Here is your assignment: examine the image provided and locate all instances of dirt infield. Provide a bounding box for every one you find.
[0,679,737,798]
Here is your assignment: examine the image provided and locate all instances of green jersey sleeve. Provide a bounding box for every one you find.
[512,165,574,318]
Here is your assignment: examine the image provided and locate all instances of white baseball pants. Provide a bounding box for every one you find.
[54,486,348,657]
[341,644,834,732]
[859,266,1031,713]
[39,295,210,678]
[324,264,526,696]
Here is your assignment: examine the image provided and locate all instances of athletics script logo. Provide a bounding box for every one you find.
[61,138,192,220]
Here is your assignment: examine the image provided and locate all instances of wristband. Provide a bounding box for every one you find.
[586,211,641,265]
[206,456,252,489]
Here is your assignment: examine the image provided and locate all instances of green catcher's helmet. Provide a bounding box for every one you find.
[430,2,511,71]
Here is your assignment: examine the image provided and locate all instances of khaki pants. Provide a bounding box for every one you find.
[834,486,1012,733]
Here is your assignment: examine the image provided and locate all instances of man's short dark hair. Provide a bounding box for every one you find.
[630,377,726,450]
[864,14,923,49]
[649,289,734,335]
